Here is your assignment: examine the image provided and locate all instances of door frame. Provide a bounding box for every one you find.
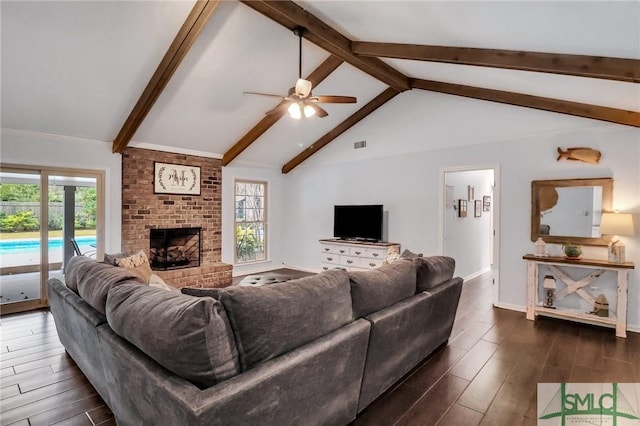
[0,163,105,315]
[439,164,501,306]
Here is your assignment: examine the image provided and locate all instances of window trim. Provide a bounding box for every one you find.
[233,179,267,265]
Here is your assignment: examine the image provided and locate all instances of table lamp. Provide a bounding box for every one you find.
[600,212,635,263]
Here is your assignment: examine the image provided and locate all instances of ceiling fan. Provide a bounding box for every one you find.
[243,26,356,119]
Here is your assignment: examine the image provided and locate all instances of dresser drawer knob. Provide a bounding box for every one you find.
[340,250,345,254]
[354,251,362,255]
[346,260,353,264]
[369,262,376,267]
[372,253,379,257]
[322,266,328,270]
[324,248,330,251]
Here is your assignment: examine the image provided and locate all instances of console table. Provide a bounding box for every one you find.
[523,254,634,338]
[320,239,400,271]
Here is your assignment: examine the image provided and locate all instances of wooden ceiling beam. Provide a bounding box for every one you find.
[282,87,400,174]
[411,78,640,127]
[222,55,344,166]
[353,42,640,83]
[240,1,410,92]
[112,1,220,153]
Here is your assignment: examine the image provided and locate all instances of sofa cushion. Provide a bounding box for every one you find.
[219,269,353,371]
[414,256,456,292]
[106,284,240,389]
[73,259,145,314]
[349,260,417,318]
[64,255,95,294]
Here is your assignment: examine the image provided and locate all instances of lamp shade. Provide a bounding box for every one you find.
[600,212,635,236]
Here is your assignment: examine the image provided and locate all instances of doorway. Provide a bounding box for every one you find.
[440,166,500,305]
[0,165,104,315]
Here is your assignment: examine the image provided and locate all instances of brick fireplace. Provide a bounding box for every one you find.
[121,147,232,288]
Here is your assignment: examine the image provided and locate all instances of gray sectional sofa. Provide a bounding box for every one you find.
[48,255,463,425]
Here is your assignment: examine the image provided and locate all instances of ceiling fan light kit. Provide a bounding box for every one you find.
[244,26,356,120]
[287,102,316,119]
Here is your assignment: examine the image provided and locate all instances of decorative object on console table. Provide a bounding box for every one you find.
[467,185,474,201]
[154,162,201,195]
[562,243,582,259]
[600,212,635,263]
[474,200,482,217]
[535,237,547,257]
[458,199,467,218]
[590,294,609,317]
[542,275,556,308]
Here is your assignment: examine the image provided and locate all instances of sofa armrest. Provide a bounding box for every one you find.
[357,276,463,411]
[47,278,112,405]
[48,278,107,328]
[98,319,371,426]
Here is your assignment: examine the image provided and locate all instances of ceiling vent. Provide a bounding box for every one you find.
[354,140,367,149]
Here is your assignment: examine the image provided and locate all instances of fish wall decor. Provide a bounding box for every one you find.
[556,147,601,165]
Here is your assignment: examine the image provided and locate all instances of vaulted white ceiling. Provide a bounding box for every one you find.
[2,1,639,171]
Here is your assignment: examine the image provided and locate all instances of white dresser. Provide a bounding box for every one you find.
[319,239,401,271]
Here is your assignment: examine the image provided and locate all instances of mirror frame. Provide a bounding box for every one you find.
[531,177,613,246]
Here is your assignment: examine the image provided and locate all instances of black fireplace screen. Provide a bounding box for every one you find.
[149,227,201,270]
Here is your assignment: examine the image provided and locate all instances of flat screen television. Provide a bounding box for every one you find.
[333,205,383,242]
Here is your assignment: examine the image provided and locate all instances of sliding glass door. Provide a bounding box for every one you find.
[0,165,104,314]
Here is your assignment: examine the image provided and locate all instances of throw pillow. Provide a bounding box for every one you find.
[414,256,455,292]
[114,251,153,283]
[103,251,129,266]
[349,260,417,318]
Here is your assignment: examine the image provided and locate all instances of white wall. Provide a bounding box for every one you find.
[282,125,640,331]
[444,169,494,279]
[1,129,122,253]
[221,165,287,276]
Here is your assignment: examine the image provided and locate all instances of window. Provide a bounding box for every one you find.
[234,180,266,263]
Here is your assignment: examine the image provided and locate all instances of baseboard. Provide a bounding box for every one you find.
[280,264,321,274]
[463,266,492,282]
[493,302,526,313]
[231,262,281,277]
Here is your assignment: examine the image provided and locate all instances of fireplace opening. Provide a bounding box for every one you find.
[149,227,201,271]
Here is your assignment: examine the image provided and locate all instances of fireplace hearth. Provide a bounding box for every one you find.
[150,227,201,271]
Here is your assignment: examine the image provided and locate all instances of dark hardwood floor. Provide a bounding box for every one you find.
[1,272,638,425]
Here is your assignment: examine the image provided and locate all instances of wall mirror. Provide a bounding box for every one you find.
[531,177,613,246]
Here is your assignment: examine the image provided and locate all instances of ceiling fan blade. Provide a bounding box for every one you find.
[295,79,313,98]
[243,91,286,99]
[265,102,291,116]
[313,95,357,104]
[307,103,328,118]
